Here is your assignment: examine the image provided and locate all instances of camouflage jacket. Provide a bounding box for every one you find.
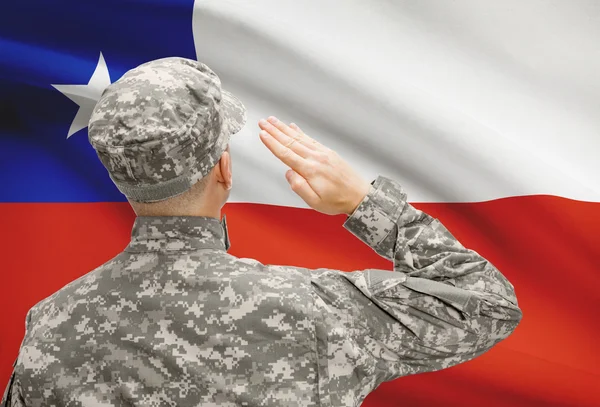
[2,175,522,407]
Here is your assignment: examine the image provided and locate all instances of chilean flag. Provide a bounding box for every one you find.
[1,1,598,406]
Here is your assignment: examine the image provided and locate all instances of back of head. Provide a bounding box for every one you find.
[87,57,246,205]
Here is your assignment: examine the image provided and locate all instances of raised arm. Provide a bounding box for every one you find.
[308,175,522,405]
[257,116,522,405]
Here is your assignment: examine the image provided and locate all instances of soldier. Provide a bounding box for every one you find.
[2,57,522,407]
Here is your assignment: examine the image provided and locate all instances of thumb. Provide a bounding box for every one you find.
[285,169,319,205]
[285,169,294,182]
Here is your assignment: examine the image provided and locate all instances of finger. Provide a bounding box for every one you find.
[258,118,315,157]
[285,169,321,205]
[266,117,325,152]
[259,130,311,176]
[269,117,320,150]
[289,123,302,132]
[289,122,327,150]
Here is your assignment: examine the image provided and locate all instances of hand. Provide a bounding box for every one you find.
[258,116,371,216]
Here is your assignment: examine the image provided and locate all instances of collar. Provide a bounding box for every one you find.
[124,214,230,253]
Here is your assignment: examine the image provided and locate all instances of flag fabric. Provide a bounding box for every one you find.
[1,0,599,406]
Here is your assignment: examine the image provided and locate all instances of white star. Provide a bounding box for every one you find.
[52,52,111,138]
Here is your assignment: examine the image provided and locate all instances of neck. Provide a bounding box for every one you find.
[189,207,221,219]
[132,204,222,219]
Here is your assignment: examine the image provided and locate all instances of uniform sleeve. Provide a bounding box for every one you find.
[307,175,523,406]
[1,311,31,407]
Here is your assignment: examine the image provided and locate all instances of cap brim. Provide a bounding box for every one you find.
[221,89,247,135]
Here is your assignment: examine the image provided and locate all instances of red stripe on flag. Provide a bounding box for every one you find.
[1,198,599,406]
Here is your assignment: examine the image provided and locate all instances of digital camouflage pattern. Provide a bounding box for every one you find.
[2,175,522,407]
[87,57,247,203]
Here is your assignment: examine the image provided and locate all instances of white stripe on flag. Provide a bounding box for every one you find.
[192,0,600,205]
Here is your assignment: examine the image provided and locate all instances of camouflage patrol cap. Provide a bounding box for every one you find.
[88,57,246,203]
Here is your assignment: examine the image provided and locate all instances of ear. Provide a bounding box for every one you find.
[217,146,232,188]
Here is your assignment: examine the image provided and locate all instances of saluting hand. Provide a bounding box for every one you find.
[258,116,371,216]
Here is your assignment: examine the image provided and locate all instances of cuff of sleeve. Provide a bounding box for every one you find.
[343,175,408,248]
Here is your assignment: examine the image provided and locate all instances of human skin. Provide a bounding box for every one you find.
[258,116,371,216]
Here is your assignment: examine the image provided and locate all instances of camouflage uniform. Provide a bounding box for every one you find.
[2,57,522,407]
